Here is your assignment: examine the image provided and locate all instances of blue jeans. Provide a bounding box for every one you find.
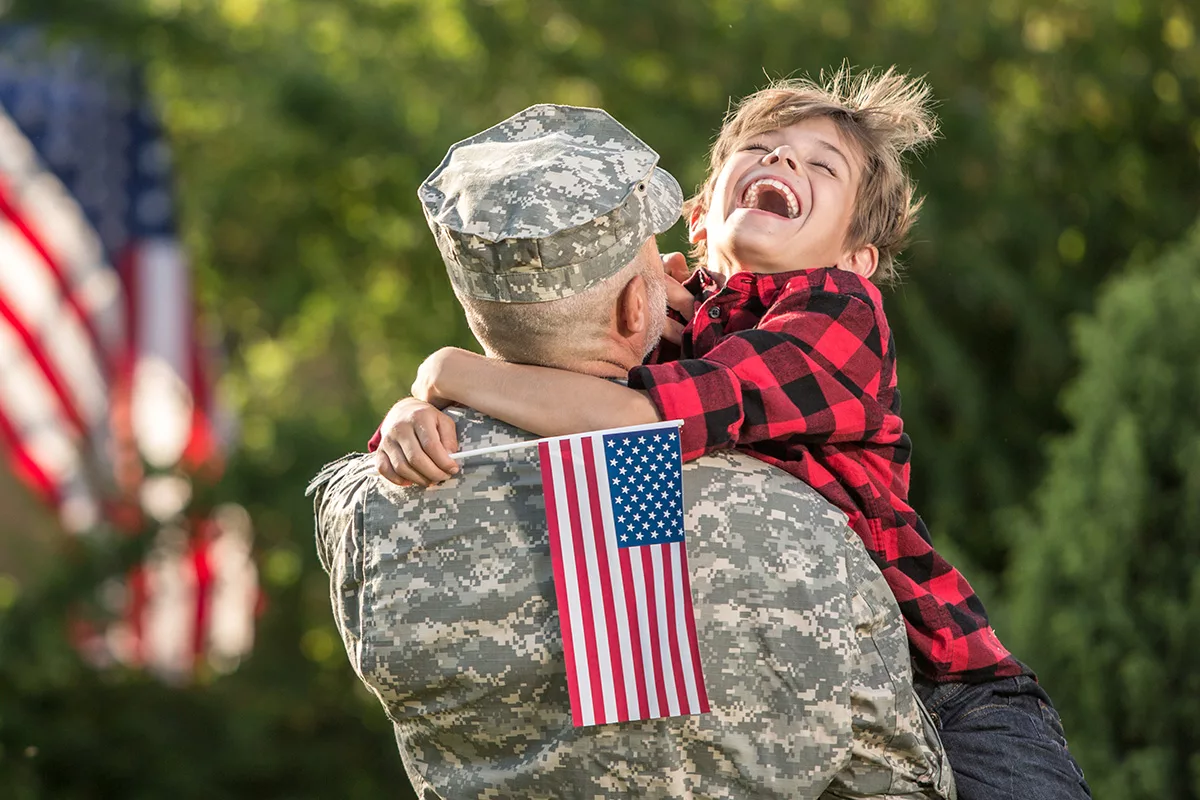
[915,675,1091,800]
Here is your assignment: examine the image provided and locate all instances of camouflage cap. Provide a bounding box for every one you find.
[419,104,683,303]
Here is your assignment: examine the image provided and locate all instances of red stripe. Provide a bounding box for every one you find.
[0,296,88,436]
[678,545,709,712]
[190,522,214,663]
[560,440,605,725]
[619,546,650,719]
[127,565,148,667]
[641,545,670,716]
[182,338,221,472]
[539,441,582,728]
[581,439,627,723]
[0,405,59,506]
[0,176,109,370]
[661,542,688,713]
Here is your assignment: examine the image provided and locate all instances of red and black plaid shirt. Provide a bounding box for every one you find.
[629,266,1026,683]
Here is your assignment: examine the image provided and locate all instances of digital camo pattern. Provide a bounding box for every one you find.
[310,408,955,800]
[419,104,683,303]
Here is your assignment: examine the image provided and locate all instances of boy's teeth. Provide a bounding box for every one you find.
[741,178,800,218]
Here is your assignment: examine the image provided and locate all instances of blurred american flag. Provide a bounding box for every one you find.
[0,26,255,678]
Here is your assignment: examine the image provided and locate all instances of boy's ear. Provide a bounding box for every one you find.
[687,205,707,244]
[840,244,879,280]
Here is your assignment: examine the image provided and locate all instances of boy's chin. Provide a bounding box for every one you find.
[720,232,797,274]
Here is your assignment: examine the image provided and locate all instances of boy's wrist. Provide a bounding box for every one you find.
[413,347,475,408]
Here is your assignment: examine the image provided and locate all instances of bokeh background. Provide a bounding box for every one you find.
[1,0,1198,797]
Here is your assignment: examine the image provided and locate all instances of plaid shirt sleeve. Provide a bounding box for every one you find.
[629,281,896,461]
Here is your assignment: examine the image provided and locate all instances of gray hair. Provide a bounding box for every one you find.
[457,239,665,368]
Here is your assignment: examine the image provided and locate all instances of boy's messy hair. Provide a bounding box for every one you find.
[685,65,939,284]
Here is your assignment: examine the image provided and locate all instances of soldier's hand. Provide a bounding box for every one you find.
[374,398,460,487]
[661,252,697,346]
[661,251,692,283]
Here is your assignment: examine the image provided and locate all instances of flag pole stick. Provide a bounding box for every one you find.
[450,419,683,462]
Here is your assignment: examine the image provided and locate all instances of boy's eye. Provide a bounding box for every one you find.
[811,160,837,177]
[741,142,770,153]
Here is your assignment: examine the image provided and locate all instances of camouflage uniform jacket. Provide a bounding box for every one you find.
[310,408,955,800]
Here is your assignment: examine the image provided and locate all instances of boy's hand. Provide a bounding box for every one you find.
[374,398,460,487]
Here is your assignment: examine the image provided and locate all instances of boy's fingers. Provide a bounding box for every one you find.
[404,424,456,484]
[665,277,695,321]
[382,439,430,486]
[412,415,459,478]
[374,449,412,487]
[662,318,685,346]
[435,414,461,470]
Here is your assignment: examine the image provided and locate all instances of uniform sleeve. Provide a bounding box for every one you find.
[628,286,896,460]
[307,455,377,678]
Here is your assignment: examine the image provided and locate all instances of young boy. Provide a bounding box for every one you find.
[371,67,1091,800]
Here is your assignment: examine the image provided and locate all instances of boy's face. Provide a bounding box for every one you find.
[694,116,872,277]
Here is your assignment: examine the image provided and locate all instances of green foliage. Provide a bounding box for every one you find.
[1007,221,1200,799]
[0,0,1196,795]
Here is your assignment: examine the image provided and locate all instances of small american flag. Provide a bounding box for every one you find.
[538,421,709,727]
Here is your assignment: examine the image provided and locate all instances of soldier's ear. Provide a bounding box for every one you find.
[616,273,648,338]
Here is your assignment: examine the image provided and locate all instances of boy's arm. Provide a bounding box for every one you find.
[629,282,899,461]
[414,347,662,437]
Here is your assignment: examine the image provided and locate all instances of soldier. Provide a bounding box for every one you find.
[309,104,955,799]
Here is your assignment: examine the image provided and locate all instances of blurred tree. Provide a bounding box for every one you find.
[0,0,1196,795]
[1006,220,1200,800]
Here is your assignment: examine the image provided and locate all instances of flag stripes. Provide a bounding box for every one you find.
[539,425,708,727]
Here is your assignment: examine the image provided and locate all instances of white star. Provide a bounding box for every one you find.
[634,465,643,473]
[650,530,659,538]
[618,467,627,475]
[633,513,642,522]
[617,515,626,524]
[620,534,629,542]
[655,501,663,509]
[636,531,644,540]
[638,436,646,444]
[654,434,662,442]
[657,518,666,528]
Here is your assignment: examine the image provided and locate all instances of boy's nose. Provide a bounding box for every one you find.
[763,146,798,172]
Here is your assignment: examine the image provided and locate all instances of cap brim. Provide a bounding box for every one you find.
[646,166,683,235]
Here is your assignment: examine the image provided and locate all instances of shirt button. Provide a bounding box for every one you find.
[707,306,722,319]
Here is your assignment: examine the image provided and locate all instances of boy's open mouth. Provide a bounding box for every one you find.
[739,178,801,219]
